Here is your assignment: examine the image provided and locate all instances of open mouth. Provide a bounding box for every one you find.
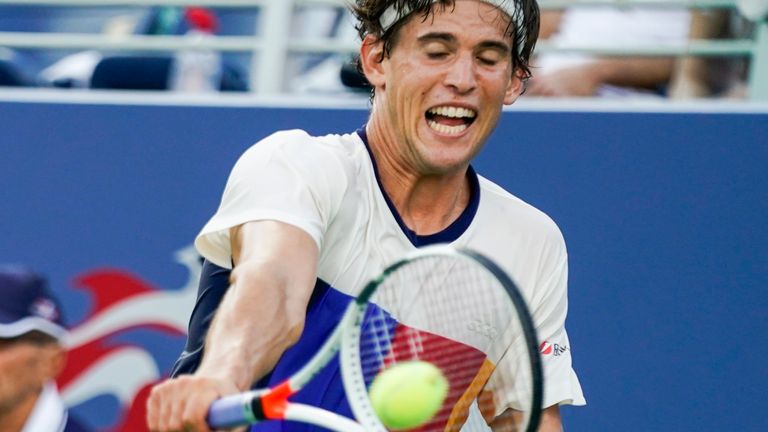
[425,106,477,135]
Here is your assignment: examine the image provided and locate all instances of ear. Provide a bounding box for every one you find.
[503,69,526,105]
[359,34,387,89]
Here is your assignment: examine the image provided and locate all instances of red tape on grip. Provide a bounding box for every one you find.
[261,381,294,420]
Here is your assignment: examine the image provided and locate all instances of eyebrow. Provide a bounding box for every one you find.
[416,32,511,53]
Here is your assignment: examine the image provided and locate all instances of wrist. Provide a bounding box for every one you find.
[196,361,250,391]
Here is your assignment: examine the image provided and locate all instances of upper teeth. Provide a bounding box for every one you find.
[428,106,476,119]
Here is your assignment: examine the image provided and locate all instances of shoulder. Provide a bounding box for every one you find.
[242,129,360,161]
[477,175,564,244]
[235,129,362,178]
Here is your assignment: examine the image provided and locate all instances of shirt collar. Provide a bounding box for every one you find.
[23,382,67,432]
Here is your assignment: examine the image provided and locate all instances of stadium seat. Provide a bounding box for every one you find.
[90,55,248,91]
[0,58,33,86]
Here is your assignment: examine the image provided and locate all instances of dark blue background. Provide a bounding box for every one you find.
[1,100,766,431]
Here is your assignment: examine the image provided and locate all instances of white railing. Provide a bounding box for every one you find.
[0,0,766,99]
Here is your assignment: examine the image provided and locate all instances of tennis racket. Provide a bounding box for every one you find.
[207,245,542,431]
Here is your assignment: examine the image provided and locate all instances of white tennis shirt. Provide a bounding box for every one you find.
[196,128,585,410]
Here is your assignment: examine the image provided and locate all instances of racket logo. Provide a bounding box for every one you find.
[467,319,498,340]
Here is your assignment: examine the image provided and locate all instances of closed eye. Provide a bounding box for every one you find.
[427,51,450,60]
[477,56,498,66]
[476,48,508,68]
[420,35,455,61]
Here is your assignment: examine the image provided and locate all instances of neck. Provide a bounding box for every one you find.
[366,122,471,236]
[0,391,40,432]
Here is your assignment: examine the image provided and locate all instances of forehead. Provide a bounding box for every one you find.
[399,0,512,43]
[0,339,42,360]
[0,332,55,349]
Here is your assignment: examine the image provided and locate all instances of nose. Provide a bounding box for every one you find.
[444,53,477,94]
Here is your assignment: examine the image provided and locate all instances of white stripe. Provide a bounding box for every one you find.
[0,317,68,342]
[21,383,67,432]
[58,412,68,432]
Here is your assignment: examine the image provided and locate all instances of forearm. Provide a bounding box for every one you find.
[588,57,676,90]
[527,56,677,97]
[196,262,305,390]
[146,222,318,431]
[197,220,319,391]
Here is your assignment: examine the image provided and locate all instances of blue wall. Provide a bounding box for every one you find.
[1,100,766,431]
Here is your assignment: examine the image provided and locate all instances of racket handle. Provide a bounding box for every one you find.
[207,392,261,429]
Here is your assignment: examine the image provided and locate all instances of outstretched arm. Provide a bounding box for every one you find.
[147,220,318,432]
[527,57,676,97]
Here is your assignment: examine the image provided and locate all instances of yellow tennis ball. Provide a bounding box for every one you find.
[368,361,449,430]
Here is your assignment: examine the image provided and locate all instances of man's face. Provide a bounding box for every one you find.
[0,336,60,412]
[372,0,522,175]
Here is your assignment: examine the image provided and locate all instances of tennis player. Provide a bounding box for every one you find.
[147,1,585,431]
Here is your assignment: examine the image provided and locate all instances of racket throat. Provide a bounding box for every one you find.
[259,381,294,420]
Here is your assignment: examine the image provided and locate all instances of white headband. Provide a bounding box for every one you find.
[378,0,526,54]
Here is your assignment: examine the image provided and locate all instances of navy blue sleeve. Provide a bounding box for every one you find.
[170,259,231,377]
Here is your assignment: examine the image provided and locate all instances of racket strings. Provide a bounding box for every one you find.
[358,332,486,382]
[354,254,535,431]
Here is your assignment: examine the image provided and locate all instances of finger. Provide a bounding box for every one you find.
[147,382,168,431]
[160,379,190,432]
[156,382,175,431]
[181,386,219,432]
[167,385,188,431]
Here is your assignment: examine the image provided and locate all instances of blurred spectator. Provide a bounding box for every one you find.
[0,265,88,432]
[6,3,354,93]
[38,6,248,92]
[0,4,141,83]
[288,8,360,94]
[527,7,691,97]
[38,6,184,88]
[39,50,102,88]
[167,7,222,93]
[668,10,754,99]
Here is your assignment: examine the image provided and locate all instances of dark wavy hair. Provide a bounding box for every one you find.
[351,0,540,79]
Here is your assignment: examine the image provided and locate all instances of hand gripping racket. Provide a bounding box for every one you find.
[207,245,543,431]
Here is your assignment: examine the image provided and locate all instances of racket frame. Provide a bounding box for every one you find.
[340,246,543,432]
[207,245,543,432]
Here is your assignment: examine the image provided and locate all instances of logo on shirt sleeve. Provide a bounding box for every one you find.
[539,341,567,357]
